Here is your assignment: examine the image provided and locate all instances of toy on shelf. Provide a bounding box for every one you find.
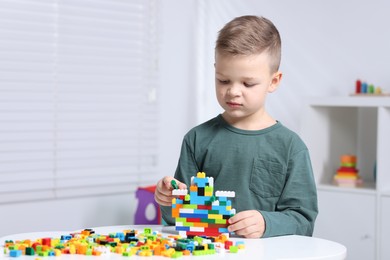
[351,79,389,96]
[334,155,363,187]
[172,172,236,237]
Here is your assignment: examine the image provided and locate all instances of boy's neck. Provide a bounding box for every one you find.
[222,112,276,131]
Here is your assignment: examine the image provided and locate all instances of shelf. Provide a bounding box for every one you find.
[307,96,390,107]
[302,96,390,260]
[379,191,390,197]
[317,182,376,195]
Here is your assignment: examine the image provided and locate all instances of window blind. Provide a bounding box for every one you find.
[0,0,159,203]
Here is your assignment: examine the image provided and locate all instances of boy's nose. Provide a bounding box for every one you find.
[227,85,240,96]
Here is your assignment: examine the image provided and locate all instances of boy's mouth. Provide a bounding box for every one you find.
[226,101,242,108]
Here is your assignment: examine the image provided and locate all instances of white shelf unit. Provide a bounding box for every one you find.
[301,96,390,260]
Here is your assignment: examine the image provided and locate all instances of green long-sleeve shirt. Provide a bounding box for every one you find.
[161,114,318,238]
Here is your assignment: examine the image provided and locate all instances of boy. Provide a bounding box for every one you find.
[154,15,318,238]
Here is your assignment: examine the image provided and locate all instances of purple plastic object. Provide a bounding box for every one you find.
[134,186,161,224]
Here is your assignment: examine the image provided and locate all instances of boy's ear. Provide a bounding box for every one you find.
[268,71,282,93]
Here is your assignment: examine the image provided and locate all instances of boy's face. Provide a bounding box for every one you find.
[214,51,281,129]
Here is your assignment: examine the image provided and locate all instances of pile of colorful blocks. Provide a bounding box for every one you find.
[172,172,236,237]
[3,227,244,258]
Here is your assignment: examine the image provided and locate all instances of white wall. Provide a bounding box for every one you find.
[195,0,390,133]
[158,0,198,181]
[0,194,135,236]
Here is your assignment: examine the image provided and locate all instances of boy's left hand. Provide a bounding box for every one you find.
[227,210,265,238]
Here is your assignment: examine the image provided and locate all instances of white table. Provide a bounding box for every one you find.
[0,225,346,260]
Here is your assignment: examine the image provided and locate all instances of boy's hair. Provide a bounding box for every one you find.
[215,15,281,73]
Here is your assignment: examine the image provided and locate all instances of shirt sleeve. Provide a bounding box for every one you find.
[160,134,200,225]
[260,149,318,238]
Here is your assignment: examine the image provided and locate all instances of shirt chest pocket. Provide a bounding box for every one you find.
[250,157,286,198]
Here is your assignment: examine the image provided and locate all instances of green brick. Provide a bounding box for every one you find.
[202,218,216,224]
[182,204,197,209]
[38,251,49,257]
[193,249,215,256]
[183,222,194,227]
[147,235,157,241]
[193,236,203,243]
[171,251,183,258]
[144,228,152,235]
[35,245,43,253]
[176,217,187,223]
[25,247,35,256]
[54,244,65,249]
[230,246,238,253]
[215,219,227,224]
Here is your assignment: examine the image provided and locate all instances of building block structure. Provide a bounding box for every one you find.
[171,172,236,237]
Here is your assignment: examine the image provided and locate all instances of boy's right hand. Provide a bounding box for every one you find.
[154,176,187,206]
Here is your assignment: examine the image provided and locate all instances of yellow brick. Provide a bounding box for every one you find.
[197,172,206,178]
[69,245,76,254]
[54,249,61,256]
[208,214,223,219]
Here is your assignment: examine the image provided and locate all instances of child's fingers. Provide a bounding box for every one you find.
[154,189,172,206]
[162,177,187,190]
[177,181,187,189]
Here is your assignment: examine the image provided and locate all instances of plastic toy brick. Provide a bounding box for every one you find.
[192,249,216,256]
[171,180,179,189]
[229,245,238,253]
[197,172,206,178]
[224,240,233,249]
[25,247,35,255]
[172,189,188,196]
[9,250,22,257]
[215,191,235,197]
[171,251,183,258]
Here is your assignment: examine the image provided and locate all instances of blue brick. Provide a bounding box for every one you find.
[10,250,22,257]
[176,226,190,231]
[179,213,208,219]
[218,228,229,233]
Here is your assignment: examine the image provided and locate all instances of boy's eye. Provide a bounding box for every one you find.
[218,79,230,85]
[244,82,256,87]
